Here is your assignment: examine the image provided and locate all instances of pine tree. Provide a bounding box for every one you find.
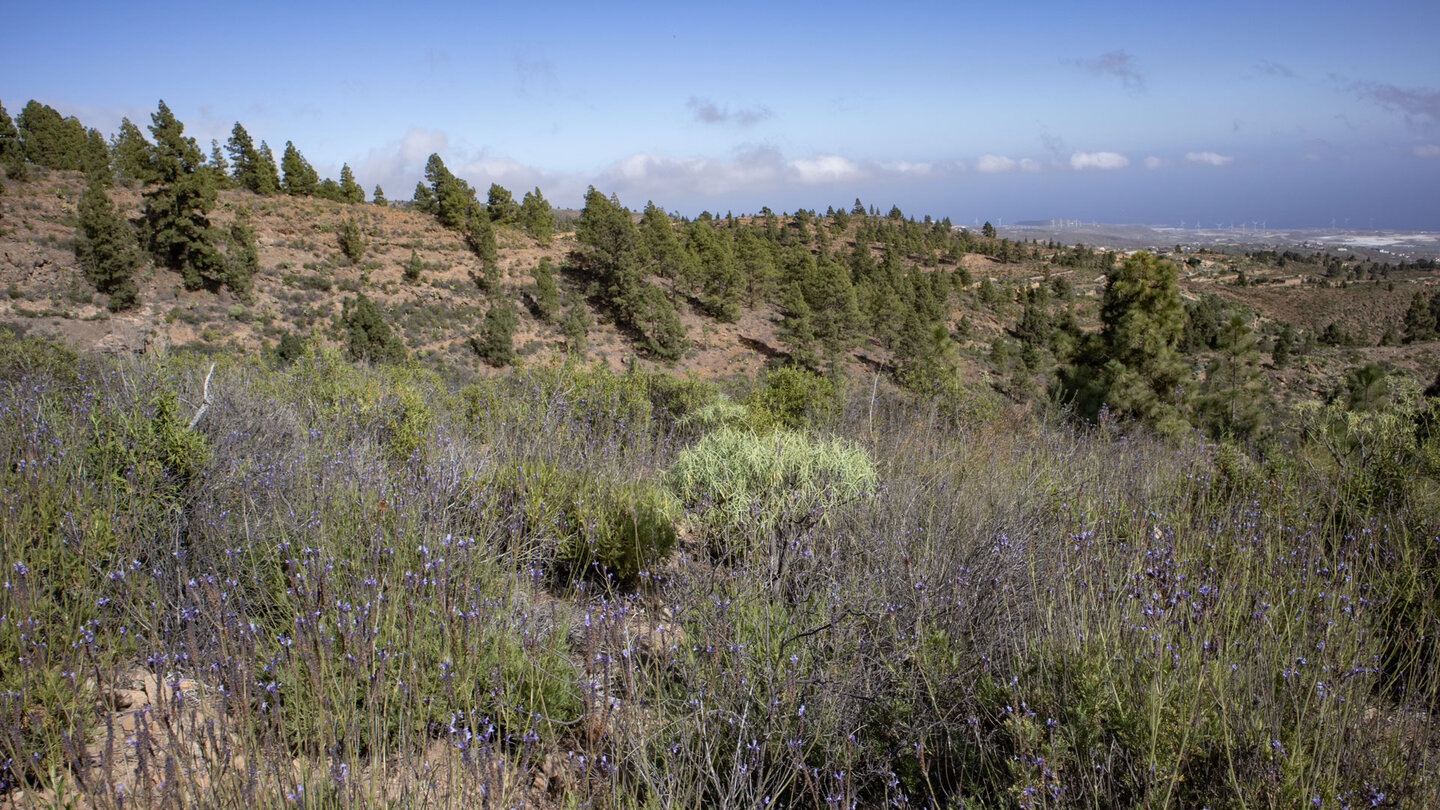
[372,185,387,206]
[1402,290,1438,343]
[1060,251,1193,435]
[315,177,343,201]
[0,101,25,182]
[686,219,742,321]
[76,173,141,310]
[424,153,474,229]
[465,205,497,266]
[472,298,518,367]
[225,208,258,295]
[1272,323,1294,369]
[110,118,151,183]
[342,294,406,364]
[281,141,318,196]
[140,100,225,290]
[339,164,364,203]
[562,297,591,356]
[486,183,519,225]
[520,187,554,243]
[639,285,689,362]
[82,128,111,186]
[1198,315,1268,441]
[412,181,434,213]
[734,227,777,307]
[205,139,232,189]
[337,218,366,264]
[225,122,260,191]
[778,283,818,369]
[639,201,686,283]
[402,248,423,283]
[254,141,281,195]
[533,256,560,322]
[18,100,86,170]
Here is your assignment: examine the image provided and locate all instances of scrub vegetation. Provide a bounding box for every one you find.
[2,97,1440,808]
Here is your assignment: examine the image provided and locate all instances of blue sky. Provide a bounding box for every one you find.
[5,0,1438,228]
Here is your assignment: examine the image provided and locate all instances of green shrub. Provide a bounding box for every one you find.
[484,463,678,590]
[336,217,365,264]
[667,427,877,554]
[745,365,838,430]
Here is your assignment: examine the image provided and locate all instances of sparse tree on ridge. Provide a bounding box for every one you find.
[82,128,111,186]
[18,100,86,170]
[110,117,151,183]
[254,140,281,195]
[281,141,318,196]
[339,164,364,203]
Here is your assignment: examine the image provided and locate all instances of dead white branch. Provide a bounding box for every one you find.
[187,363,216,430]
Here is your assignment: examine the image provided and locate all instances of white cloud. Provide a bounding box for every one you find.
[1185,151,1234,167]
[1018,158,1042,172]
[1070,151,1130,170]
[789,154,861,185]
[355,127,452,197]
[977,154,1017,173]
[1415,144,1440,158]
[879,160,936,176]
[1144,156,1166,169]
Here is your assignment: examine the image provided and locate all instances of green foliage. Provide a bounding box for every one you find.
[562,296,591,355]
[372,184,386,206]
[484,463,678,591]
[424,153,476,230]
[1197,314,1269,441]
[532,256,560,321]
[464,204,497,265]
[686,219,743,321]
[275,331,307,365]
[224,208,258,295]
[667,427,877,554]
[253,140,281,195]
[82,127,111,186]
[745,365,838,430]
[472,298,517,367]
[0,101,25,181]
[1402,290,1438,343]
[485,182,518,224]
[341,293,406,364]
[75,175,141,310]
[139,101,227,291]
[1060,251,1193,436]
[225,122,263,193]
[520,186,555,243]
[281,140,318,196]
[336,217,366,264]
[402,247,423,283]
[777,284,818,369]
[17,100,86,170]
[1272,322,1295,368]
[314,176,343,201]
[338,163,364,203]
[575,187,689,360]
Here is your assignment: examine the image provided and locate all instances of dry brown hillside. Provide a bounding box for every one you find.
[3,166,1437,397]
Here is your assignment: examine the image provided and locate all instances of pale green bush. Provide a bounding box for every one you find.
[667,427,877,549]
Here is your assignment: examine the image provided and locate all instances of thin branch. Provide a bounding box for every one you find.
[187,363,215,430]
